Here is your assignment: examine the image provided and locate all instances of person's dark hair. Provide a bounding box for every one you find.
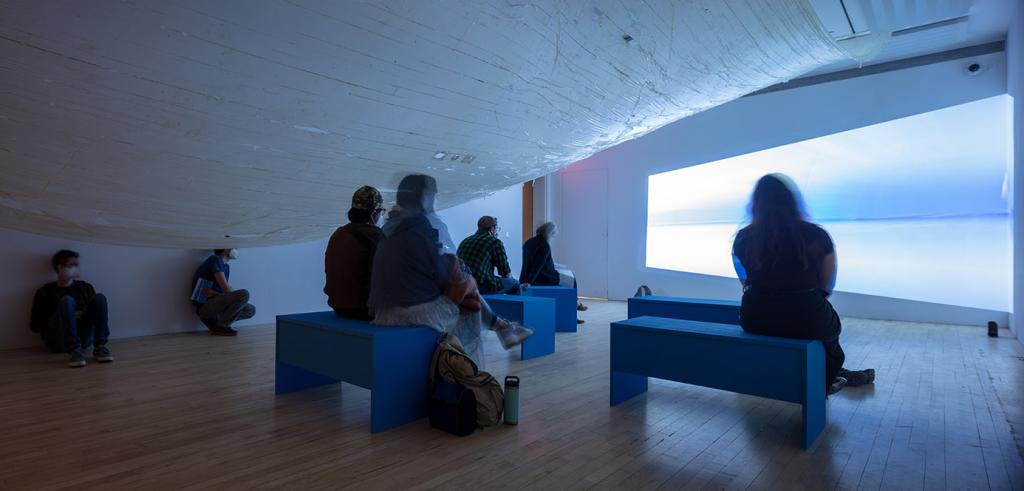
[743,174,809,270]
[51,249,79,272]
[213,249,228,256]
[348,208,373,224]
[396,174,437,214]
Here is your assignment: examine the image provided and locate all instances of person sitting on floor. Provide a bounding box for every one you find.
[456,215,519,295]
[30,249,114,367]
[731,174,875,395]
[325,186,387,320]
[520,222,587,323]
[369,174,532,364]
[190,248,255,336]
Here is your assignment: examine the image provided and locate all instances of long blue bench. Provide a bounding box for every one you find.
[610,316,826,449]
[522,285,578,332]
[628,295,741,325]
[275,311,438,433]
[482,294,556,360]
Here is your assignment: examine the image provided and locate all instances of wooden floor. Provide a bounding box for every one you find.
[2,301,1023,490]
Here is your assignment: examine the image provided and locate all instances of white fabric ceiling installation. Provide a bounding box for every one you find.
[0,0,874,247]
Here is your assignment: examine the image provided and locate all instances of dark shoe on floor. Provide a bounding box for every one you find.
[68,349,87,368]
[93,345,113,363]
[210,326,238,336]
[577,303,588,311]
[576,318,585,324]
[840,368,875,387]
[827,376,847,396]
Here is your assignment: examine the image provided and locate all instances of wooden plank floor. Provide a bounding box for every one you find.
[1,300,1022,490]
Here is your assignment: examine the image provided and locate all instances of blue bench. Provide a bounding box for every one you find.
[610,316,826,449]
[275,311,438,433]
[522,285,578,332]
[482,294,556,360]
[628,295,741,325]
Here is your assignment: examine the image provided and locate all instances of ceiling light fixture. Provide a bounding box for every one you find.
[433,151,447,160]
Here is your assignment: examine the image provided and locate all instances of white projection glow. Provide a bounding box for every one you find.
[646,95,1014,312]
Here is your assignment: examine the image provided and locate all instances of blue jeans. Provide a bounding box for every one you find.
[479,277,520,295]
[44,294,110,353]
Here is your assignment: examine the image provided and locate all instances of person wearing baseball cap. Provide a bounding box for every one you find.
[456,215,519,295]
[324,185,386,320]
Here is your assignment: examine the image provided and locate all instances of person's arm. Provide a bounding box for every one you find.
[493,241,512,278]
[520,241,543,286]
[819,252,837,297]
[213,271,232,293]
[731,252,748,287]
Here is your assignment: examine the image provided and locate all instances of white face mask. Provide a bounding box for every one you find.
[62,266,80,280]
[228,249,239,260]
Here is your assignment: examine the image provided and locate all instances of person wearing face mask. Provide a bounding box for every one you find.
[190,248,255,336]
[520,222,587,324]
[30,249,113,367]
[324,186,387,320]
[369,174,532,365]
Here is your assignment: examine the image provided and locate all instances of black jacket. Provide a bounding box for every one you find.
[368,215,450,309]
[520,236,559,286]
[30,280,96,333]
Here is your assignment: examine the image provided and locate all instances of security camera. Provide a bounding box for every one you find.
[966,62,983,76]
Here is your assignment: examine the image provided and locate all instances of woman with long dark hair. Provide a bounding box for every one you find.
[731,174,874,394]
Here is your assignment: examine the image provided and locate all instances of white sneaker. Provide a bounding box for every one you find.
[495,319,533,350]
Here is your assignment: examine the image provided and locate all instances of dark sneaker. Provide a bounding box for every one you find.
[93,346,113,363]
[827,376,847,395]
[68,349,87,368]
[576,302,588,311]
[841,368,875,387]
[210,326,238,336]
[576,318,585,324]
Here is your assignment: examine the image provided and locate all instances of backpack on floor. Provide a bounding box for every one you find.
[634,285,653,297]
[429,333,504,429]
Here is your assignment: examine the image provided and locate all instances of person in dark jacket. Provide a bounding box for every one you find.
[30,250,113,367]
[732,174,875,395]
[369,174,532,362]
[520,222,586,323]
[324,186,387,320]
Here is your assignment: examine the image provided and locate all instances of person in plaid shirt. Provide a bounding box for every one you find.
[456,216,520,295]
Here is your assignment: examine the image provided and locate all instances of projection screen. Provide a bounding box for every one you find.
[646,95,1013,312]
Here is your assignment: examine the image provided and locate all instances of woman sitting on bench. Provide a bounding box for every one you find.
[731,174,874,395]
[368,174,532,365]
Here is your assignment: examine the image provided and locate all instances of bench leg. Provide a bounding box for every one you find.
[610,369,648,406]
[275,361,339,395]
[520,304,555,361]
[802,342,827,448]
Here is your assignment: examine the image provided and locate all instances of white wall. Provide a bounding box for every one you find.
[550,51,1011,327]
[1010,5,1023,335]
[0,187,522,351]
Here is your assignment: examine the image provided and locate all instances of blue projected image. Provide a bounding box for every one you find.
[645,95,1014,312]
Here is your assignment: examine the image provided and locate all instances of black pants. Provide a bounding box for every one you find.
[739,288,845,391]
[43,294,110,353]
[334,307,373,321]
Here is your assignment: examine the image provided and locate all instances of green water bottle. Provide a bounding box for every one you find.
[504,376,520,425]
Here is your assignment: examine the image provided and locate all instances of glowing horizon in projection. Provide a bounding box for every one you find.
[646,95,1013,312]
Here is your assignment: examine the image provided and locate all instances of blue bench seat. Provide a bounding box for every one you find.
[522,285,578,332]
[628,295,740,325]
[275,311,438,433]
[482,294,556,360]
[610,316,825,449]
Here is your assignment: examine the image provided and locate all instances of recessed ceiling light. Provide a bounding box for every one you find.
[433,151,447,160]
[622,34,634,43]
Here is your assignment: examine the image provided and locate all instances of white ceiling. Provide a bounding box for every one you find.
[1,0,867,247]
[805,0,1014,75]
